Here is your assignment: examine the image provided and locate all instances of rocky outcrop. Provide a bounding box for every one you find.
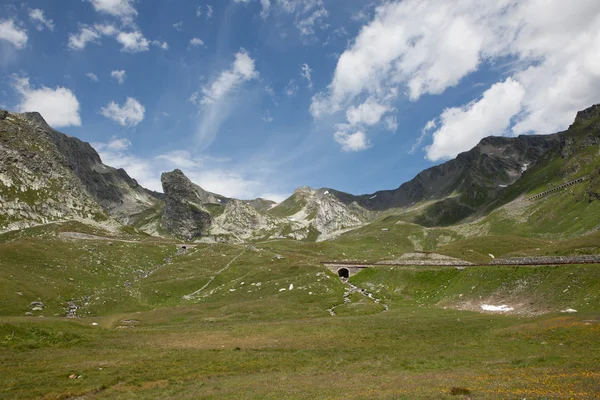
[270,187,373,240]
[213,199,280,240]
[160,170,213,240]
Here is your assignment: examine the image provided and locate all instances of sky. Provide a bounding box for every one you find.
[1,0,600,202]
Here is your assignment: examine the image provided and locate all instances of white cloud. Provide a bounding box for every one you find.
[89,0,137,20]
[195,50,259,150]
[116,30,149,52]
[12,75,81,128]
[200,49,258,105]
[346,98,389,126]
[384,115,398,132]
[100,97,145,127]
[0,19,28,49]
[111,69,126,84]
[28,9,54,31]
[190,37,204,47]
[235,0,328,37]
[301,63,313,88]
[152,40,168,50]
[173,21,183,31]
[68,26,100,50]
[86,72,99,82]
[68,24,116,50]
[426,78,525,161]
[334,127,370,152]
[99,137,132,151]
[260,0,271,19]
[313,0,600,156]
[92,138,286,200]
[196,6,202,17]
[156,151,201,169]
[206,5,213,19]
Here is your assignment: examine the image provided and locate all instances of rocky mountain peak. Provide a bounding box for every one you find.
[19,111,54,131]
[294,186,315,195]
[161,169,221,205]
[574,104,600,124]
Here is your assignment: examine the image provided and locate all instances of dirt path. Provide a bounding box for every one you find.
[328,277,388,316]
[182,249,246,301]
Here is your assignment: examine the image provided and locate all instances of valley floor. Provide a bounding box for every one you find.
[1,223,599,399]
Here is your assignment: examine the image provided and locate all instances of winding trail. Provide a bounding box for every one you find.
[328,277,389,316]
[182,249,246,300]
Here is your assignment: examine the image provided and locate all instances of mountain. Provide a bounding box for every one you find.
[0,109,160,232]
[1,104,599,241]
[327,105,600,226]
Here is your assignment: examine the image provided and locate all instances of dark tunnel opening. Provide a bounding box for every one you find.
[338,268,349,278]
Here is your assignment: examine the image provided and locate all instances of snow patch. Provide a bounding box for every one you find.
[499,184,507,188]
[279,288,286,292]
[561,308,577,313]
[521,163,530,172]
[289,283,294,290]
[488,253,495,259]
[324,190,329,195]
[369,194,377,199]
[481,304,513,312]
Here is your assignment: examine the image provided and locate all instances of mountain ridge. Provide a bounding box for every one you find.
[1,104,599,240]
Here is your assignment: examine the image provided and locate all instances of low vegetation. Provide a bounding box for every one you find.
[1,222,599,399]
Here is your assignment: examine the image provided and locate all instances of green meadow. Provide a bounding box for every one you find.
[1,222,599,399]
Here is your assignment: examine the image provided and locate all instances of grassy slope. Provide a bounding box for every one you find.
[1,224,599,399]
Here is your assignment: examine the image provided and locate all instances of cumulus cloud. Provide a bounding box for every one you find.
[0,19,28,49]
[200,49,258,105]
[314,0,600,155]
[89,0,137,20]
[190,37,204,47]
[346,98,390,126]
[116,30,149,52]
[28,9,54,31]
[111,69,126,84]
[152,40,168,50]
[173,21,183,31]
[12,75,81,128]
[86,72,99,82]
[68,24,116,50]
[334,127,370,152]
[100,97,145,127]
[426,78,525,161]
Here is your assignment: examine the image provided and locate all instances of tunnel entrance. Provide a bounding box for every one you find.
[337,268,349,279]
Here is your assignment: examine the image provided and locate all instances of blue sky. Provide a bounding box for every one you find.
[1,0,600,201]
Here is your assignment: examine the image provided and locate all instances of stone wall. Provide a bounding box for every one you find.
[490,255,600,265]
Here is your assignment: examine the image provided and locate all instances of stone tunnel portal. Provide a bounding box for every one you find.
[337,268,350,279]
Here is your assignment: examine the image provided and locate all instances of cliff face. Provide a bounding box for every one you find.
[0,110,107,231]
[160,170,213,240]
[0,109,160,232]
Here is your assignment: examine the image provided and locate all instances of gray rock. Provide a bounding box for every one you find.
[160,170,214,240]
[30,301,44,311]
